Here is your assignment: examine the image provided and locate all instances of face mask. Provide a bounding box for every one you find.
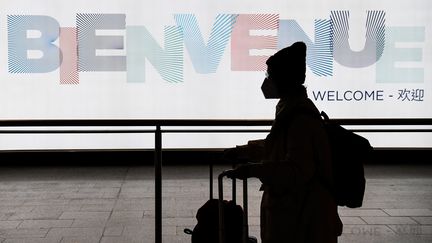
[261,77,280,99]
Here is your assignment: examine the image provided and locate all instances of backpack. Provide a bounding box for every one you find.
[320,111,372,208]
[184,199,244,243]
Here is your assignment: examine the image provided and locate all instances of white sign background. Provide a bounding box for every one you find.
[0,0,431,149]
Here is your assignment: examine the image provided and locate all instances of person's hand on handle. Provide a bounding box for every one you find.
[224,164,252,180]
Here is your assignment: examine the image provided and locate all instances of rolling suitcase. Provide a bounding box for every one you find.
[218,170,257,243]
[184,166,257,243]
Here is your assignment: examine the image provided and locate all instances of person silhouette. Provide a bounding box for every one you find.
[224,42,343,243]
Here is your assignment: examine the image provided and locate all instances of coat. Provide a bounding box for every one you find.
[247,91,342,243]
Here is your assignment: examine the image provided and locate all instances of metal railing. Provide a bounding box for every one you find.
[0,118,431,243]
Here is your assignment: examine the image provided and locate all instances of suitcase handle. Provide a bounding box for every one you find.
[218,170,249,243]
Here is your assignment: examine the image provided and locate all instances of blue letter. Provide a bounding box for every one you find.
[331,11,386,68]
[376,26,425,83]
[8,15,60,73]
[127,26,183,83]
[174,14,237,74]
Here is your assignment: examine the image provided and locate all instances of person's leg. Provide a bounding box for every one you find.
[260,191,297,243]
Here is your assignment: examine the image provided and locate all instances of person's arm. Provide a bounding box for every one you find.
[223,139,265,163]
[246,139,266,162]
[229,116,317,190]
[256,116,316,188]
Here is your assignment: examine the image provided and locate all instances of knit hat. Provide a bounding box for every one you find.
[265,42,307,86]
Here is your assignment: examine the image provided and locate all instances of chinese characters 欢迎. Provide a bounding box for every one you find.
[397,89,424,102]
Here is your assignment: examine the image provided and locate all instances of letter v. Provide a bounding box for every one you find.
[175,14,237,74]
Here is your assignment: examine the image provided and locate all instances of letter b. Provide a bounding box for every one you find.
[8,15,60,73]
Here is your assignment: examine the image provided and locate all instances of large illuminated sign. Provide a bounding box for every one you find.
[6,11,425,85]
[0,0,430,122]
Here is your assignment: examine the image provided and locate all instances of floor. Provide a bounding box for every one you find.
[0,164,431,243]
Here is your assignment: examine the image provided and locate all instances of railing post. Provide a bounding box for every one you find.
[155,125,162,243]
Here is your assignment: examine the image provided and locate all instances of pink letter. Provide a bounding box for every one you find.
[60,27,79,85]
[231,14,278,71]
